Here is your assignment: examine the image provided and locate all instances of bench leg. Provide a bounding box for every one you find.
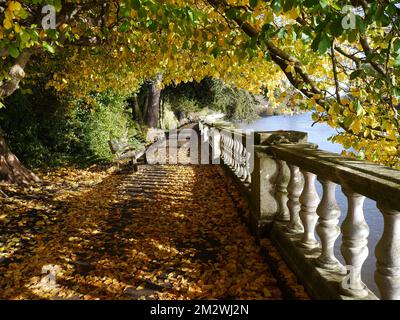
[132,157,138,172]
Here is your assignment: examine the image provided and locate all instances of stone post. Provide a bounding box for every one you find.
[250,131,308,238]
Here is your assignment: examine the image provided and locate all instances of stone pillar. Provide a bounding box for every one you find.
[250,131,308,238]
[211,128,221,165]
[250,152,279,236]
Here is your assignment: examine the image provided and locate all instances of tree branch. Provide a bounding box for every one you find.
[0,50,33,99]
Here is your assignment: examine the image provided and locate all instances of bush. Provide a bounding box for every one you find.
[0,85,145,168]
[162,78,260,122]
[74,91,145,162]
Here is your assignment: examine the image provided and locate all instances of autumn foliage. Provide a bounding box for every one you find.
[1,1,400,166]
[0,162,308,300]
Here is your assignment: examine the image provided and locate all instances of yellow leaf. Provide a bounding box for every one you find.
[9,1,22,13]
[14,24,21,33]
[4,19,12,30]
[350,118,362,134]
[285,8,299,20]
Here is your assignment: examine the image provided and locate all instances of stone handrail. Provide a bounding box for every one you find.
[199,120,400,300]
[199,120,253,188]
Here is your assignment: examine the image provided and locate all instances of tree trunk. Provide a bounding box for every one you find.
[0,135,40,184]
[144,74,163,128]
[0,50,39,185]
[129,95,143,123]
[0,50,32,99]
[159,92,165,128]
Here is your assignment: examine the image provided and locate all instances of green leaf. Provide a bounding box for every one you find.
[318,34,331,55]
[131,0,141,10]
[120,5,131,18]
[20,31,31,43]
[9,46,20,58]
[271,0,282,13]
[138,7,147,19]
[393,86,400,99]
[210,47,219,58]
[277,28,287,39]
[350,70,363,80]
[329,18,344,37]
[319,0,328,9]
[226,8,238,19]
[393,38,400,54]
[347,29,358,43]
[356,16,366,34]
[394,55,400,68]
[53,0,62,12]
[42,41,55,54]
[120,21,130,32]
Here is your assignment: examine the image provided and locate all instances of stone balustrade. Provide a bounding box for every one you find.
[199,120,400,300]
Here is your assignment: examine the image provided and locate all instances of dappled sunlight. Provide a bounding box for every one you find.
[0,163,290,300]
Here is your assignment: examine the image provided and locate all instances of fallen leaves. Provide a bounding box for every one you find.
[0,162,292,300]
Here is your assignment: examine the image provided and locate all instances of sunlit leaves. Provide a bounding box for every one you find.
[0,164,288,300]
[2,0,400,167]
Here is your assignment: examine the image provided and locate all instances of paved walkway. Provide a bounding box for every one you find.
[0,126,308,300]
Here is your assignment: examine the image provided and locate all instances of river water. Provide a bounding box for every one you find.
[239,112,383,298]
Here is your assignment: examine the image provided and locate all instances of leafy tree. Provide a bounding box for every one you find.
[163,78,260,121]
[2,0,400,182]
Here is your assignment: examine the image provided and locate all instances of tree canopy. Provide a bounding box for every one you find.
[1,0,400,166]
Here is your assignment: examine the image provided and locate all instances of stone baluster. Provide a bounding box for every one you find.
[228,136,233,166]
[211,128,221,165]
[286,165,304,233]
[275,160,290,222]
[239,143,245,178]
[240,146,247,181]
[231,138,236,169]
[235,140,242,176]
[245,150,252,184]
[299,171,320,249]
[203,126,209,143]
[316,179,341,269]
[222,133,230,164]
[375,202,400,300]
[220,134,225,160]
[340,188,369,298]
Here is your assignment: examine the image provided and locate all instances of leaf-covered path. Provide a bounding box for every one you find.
[0,164,285,299]
[0,128,308,299]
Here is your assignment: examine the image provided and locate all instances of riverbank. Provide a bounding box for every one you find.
[256,106,307,117]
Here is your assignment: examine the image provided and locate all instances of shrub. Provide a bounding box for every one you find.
[0,85,145,168]
[162,78,260,122]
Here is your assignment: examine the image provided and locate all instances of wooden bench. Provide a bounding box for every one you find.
[108,138,142,172]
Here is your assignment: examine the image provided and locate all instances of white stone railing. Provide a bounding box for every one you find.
[199,120,400,300]
[200,120,253,188]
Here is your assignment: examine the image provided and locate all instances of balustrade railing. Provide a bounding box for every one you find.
[202,121,253,187]
[199,120,400,300]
